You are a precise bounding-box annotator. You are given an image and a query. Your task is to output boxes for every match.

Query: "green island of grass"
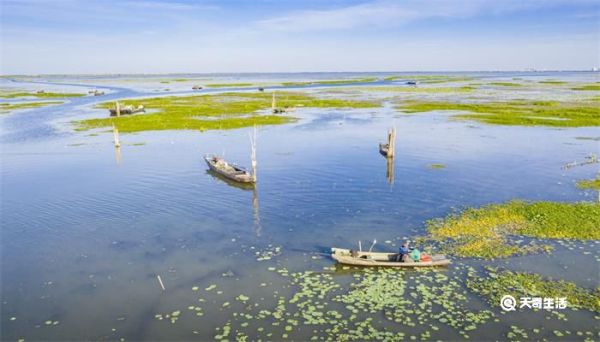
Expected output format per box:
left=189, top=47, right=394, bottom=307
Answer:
left=1, top=101, right=63, bottom=114
left=205, top=83, right=254, bottom=88
left=426, top=200, right=600, bottom=258
left=0, top=91, right=86, bottom=99
left=383, top=75, right=474, bottom=83
left=467, top=268, right=600, bottom=312
left=489, top=82, right=523, bottom=87
left=538, top=80, right=567, bottom=85
left=576, top=175, right=600, bottom=190
left=281, top=77, right=377, bottom=87
left=353, top=86, right=474, bottom=93
left=572, top=84, right=600, bottom=91
left=75, top=92, right=380, bottom=133
left=428, top=163, right=447, bottom=169
left=398, top=100, right=600, bottom=127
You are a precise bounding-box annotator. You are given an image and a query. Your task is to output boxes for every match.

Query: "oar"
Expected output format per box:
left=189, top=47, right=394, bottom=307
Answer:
left=368, top=239, right=377, bottom=252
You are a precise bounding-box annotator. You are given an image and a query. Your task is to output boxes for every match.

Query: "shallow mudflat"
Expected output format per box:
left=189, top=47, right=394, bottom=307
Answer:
left=1, top=72, right=599, bottom=341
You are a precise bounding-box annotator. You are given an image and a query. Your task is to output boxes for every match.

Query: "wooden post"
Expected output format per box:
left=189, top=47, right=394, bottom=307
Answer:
left=387, top=127, right=396, bottom=158
left=115, top=101, right=120, bottom=117
left=250, top=127, right=257, bottom=182
left=156, top=275, right=166, bottom=291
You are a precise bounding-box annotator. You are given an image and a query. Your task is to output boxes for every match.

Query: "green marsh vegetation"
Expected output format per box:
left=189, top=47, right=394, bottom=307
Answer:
left=0, top=101, right=63, bottom=114
left=76, top=92, right=380, bottom=133
left=572, top=83, right=600, bottom=91
left=538, top=80, right=567, bottom=85
left=428, top=163, right=447, bottom=169
left=205, top=83, right=254, bottom=88
left=0, top=90, right=85, bottom=99
left=467, top=267, right=600, bottom=312
left=281, top=77, right=377, bottom=87
left=352, top=86, right=474, bottom=93
left=577, top=175, right=600, bottom=190
left=383, top=75, right=474, bottom=83
left=488, top=82, right=523, bottom=87
left=399, top=99, right=600, bottom=127
left=426, top=200, right=600, bottom=258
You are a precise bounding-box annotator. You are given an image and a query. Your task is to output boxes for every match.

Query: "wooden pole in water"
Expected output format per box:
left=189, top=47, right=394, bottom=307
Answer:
left=387, top=127, right=396, bottom=158
left=250, top=127, right=257, bottom=182
left=156, top=275, right=166, bottom=291
left=115, top=101, right=120, bottom=117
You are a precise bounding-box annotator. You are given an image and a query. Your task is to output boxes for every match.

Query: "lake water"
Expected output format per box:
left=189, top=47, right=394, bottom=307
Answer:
left=1, top=72, right=599, bottom=341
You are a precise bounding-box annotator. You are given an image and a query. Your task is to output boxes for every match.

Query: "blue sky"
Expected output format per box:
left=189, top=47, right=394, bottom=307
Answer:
left=1, top=0, right=598, bottom=74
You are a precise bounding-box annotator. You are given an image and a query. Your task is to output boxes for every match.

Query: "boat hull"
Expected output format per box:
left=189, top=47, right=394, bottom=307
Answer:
left=204, top=156, right=255, bottom=183
left=331, top=248, right=450, bottom=267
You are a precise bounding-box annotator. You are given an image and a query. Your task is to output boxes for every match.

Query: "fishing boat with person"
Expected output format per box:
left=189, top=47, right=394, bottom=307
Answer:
left=331, top=245, right=450, bottom=267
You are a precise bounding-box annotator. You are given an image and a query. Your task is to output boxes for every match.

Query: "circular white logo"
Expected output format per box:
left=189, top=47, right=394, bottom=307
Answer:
left=500, top=295, right=517, bottom=311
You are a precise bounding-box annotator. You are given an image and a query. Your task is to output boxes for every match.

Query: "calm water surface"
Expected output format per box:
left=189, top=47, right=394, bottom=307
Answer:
left=1, top=73, right=599, bottom=341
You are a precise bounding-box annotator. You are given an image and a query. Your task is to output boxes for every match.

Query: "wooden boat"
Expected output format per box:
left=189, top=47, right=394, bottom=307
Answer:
left=204, top=155, right=255, bottom=183
left=331, top=248, right=451, bottom=267
left=406, top=80, right=419, bottom=85
left=206, top=169, right=255, bottom=190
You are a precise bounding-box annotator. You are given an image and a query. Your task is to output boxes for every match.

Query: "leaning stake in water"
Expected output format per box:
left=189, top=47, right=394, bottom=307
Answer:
left=157, top=275, right=166, bottom=291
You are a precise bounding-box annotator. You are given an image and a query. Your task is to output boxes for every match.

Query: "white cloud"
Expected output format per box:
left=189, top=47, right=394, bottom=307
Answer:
left=255, top=0, right=596, bottom=32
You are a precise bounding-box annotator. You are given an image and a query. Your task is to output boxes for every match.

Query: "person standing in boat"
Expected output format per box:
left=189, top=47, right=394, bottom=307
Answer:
left=397, top=241, right=410, bottom=262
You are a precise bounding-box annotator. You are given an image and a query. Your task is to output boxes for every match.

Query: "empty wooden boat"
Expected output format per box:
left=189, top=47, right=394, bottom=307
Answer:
left=331, top=248, right=451, bottom=267
left=204, top=155, right=255, bottom=183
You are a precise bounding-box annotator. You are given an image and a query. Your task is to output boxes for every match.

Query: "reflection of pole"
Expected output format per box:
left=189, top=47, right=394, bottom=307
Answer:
left=252, top=186, right=261, bottom=237
left=113, top=124, right=121, bottom=148
left=386, top=155, right=394, bottom=185
left=115, top=146, right=122, bottom=164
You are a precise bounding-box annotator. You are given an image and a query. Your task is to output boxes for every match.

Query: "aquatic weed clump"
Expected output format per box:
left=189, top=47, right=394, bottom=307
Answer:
left=213, top=267, right=495, bottom=341
left=467, top=267, right=600, bottom=312
left=426, top=200, right=600, bottom=258
left=77, top=92, right=380, bottom=133
left=576, top=175, right=600, bottom=190
left=399, top=100, right=600, bottom=127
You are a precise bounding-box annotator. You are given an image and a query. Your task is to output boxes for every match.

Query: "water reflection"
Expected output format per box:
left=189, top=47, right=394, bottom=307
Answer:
left=114, top=146, right=122, bottom=164
left=205, top=169, right=262, bottom=236
left=386, top=155, right=394, bottom=185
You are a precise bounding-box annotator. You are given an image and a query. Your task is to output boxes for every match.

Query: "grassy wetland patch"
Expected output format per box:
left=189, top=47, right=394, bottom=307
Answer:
left=75, top=92, right=380, bottom=133
left=383, top=75, right=474, bottom=83
left=0, top=101, right=63, bottom=114
left=281, top=77, right=377, bottom=87
left=205, top=83, right=254, bottom=88
left=426, top=200, right=600, bottom=258
left=398, top=100, right=600, bottom=127
left=577, top=175, right=600, bottom=190
left=0, top=90, right=86, bottom=99
left=467, top=268, right=600, bottom=312
left=572, top=83, right=600, bottom=91
left=352, top=86, right=475, bottom=93
left=488, top=82, right=523, bottom=87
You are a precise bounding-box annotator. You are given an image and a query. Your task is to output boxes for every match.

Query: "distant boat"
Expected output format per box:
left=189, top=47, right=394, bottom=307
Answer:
left=406, top=80, right=419, bottom=85
left=258, top=87, right=265, bottom=92
left=331, top=248, right=451, bottom=267
left=204, top=155, right=255, bottom=183
left=192, top=85, right=203, bottom=90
